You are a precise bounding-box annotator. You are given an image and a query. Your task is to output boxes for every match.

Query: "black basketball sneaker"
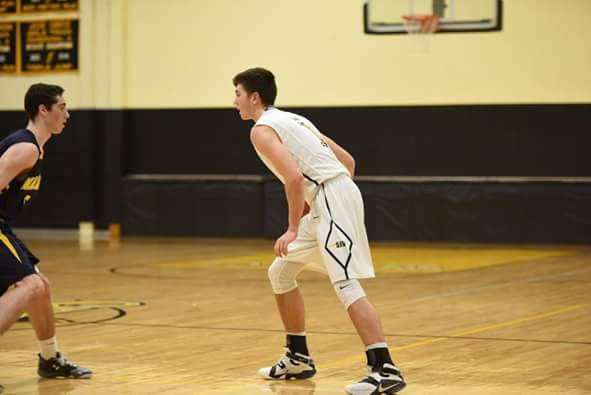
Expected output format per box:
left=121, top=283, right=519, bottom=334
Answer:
left=38, top=353, right=92, bottom=379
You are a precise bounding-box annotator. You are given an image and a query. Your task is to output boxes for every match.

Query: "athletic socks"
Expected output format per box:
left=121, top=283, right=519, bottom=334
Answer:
left=365, top=342, right=394, bottom=368
left=286, top=333, right=309, bottom=356
left=39, top=336, right=59, bottom=360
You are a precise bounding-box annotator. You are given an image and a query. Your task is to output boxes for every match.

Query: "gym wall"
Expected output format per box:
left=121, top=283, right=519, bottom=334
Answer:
left=0, top=0, right=590, bottom=242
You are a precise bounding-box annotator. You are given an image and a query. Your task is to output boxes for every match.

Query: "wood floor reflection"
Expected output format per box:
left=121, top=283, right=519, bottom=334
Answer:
left=1, top=237, right=590, bottom=394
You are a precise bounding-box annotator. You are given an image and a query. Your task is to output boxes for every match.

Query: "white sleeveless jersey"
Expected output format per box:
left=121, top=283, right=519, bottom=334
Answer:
left=254, top=107, right=348, bottom=203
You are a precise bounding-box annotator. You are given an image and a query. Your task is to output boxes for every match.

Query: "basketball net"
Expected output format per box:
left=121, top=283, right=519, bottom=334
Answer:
left=402, top=14, right=440, bottom=53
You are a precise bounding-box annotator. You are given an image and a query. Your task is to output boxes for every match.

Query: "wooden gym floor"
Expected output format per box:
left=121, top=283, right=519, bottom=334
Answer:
left=1, top=236, right=590, bottom=394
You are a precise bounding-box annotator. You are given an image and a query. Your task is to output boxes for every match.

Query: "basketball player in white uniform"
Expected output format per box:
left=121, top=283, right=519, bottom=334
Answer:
left=233, top=68, right=405, bottom=394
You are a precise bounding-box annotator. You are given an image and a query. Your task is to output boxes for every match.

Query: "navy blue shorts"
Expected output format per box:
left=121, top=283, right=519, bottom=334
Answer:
left=0, top=223, right=39, bottom=296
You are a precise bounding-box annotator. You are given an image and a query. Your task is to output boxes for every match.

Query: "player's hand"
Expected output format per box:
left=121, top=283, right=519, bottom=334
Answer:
left=302, top=202, right=310, bottom=217
left=274, top=230, right=297, bottom=257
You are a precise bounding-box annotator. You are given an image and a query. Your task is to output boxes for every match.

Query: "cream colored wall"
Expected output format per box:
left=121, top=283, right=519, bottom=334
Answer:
left=0, top=0, right=124, bottom=110
left=1, top=0, right=590, bottom=109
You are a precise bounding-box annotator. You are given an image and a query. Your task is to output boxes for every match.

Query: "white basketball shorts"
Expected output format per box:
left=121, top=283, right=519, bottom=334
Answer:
left=283, top=174, right=375, bottom=283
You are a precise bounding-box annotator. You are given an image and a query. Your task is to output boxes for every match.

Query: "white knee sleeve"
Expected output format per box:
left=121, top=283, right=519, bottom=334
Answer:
left=268, top=258, right=306, bottom=294
left=334, top=279, right=366, bottom=309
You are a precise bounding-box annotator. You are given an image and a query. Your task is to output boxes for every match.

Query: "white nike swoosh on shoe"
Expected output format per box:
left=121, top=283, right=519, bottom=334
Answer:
left=378, top=382, right=398, bottom=392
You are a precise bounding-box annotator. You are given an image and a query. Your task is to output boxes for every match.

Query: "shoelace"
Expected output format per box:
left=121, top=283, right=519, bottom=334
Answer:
left=54, top=356, right=78, bottom=369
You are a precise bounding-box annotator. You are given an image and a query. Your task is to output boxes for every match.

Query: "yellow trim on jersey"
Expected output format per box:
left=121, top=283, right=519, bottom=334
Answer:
left=0, top=231, right=22, bottom=263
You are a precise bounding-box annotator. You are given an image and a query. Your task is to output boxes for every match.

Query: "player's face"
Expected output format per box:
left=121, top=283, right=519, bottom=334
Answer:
left=46, top=95, right=70, bottom=134
left=233, top=84, right=255, bottom=120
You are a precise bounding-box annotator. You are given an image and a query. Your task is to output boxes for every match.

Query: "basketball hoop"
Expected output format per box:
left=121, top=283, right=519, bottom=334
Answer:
left=402, top=14, right=439, bottom=52
left=402, top=14, right=440, bottom=34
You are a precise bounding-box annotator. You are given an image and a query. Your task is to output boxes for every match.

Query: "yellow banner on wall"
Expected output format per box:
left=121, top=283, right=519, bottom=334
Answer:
left=0, top=22, right=16, bottom=73
left=20, top=0, right=78, bottom=13
left=0, top=0, right=17, bottom=15
left=20, top=19, right=78, bottom=72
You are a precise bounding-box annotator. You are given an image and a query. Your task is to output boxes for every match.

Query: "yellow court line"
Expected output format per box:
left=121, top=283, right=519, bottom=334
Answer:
left=371, top=246, right=577, bottom=273
left=450, top=304, right=586, bottom=338
left=323, top=304, right=587, bottom=367
left=181, top=305, right=588, bottom=394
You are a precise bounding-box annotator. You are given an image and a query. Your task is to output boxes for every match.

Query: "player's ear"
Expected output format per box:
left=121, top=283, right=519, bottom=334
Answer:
left=38, top=103, right=49, bottom=115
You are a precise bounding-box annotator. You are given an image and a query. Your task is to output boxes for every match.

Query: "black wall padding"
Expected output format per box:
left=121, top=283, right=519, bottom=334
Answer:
left=93, top=110, right=127, bottom=227
left=367, top=181, right=591, bottom=243
left=125, top=105, right=591, bottom=177
left=126, top=109, right=268, bottom=175
left=262, top=180, right=591, bottom=244
left=1, top=104, right=590, bottom=231
left=263, top=180, right=288, bottom=238
left=122, top=178, right=264, bottom=237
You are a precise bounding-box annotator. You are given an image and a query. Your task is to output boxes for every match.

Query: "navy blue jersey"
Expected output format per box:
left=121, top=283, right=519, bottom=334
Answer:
left=0, top=129, right=43, bottom=223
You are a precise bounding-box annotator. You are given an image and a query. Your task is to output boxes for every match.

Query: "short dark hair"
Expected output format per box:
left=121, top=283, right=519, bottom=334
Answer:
left=24, top=83, right=65, bottom=121
left=233, top=67, right=277, bottom=106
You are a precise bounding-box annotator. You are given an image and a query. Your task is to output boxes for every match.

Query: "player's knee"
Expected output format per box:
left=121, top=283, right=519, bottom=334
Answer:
left=37, top=273, right=51, bottom=294
left=333, top=279, right=366, bottom=309
left=268, top=258, right=299, bottom=294
left=16, top=274, right=46, bottom=302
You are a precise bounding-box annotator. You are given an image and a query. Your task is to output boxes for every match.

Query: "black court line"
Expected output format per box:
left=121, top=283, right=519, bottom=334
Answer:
left=10, top=308, right=128, bottom=330
left=81, top=321, right=591, bottom=346
left=109, top=267, right=196, bottom=280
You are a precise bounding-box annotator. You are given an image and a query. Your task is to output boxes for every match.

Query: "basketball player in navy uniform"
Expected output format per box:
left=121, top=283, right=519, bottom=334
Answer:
left=233, top=68, right=406, bottom=394
left=0, top=84, right=92, bottom=388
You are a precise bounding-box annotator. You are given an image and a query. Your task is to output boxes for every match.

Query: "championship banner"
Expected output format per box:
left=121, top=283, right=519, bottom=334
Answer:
left=0, top=22, right=16, bottom=73
left=0, top=0, right=17, bottom=15
left=20, top=19, right=78, bottom=72
left=20, top=0, right=78, bottom=13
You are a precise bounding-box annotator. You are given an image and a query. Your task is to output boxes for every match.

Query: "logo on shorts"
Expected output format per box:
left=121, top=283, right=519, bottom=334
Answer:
left=22, top=194, right=32, bottom=206
left=335, top=240, right=346, bottom=248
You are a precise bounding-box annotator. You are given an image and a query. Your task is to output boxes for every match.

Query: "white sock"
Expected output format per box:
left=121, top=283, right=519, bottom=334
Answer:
left=287, top=331, right=307, bottom=336
left=40, top=336, right=59, bottom=359
left=366, top=342, right=388, bottom=351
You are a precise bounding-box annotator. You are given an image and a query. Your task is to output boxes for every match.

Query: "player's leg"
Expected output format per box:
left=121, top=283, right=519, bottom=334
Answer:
left=333, top=279, right=406, bottom=395
left=259, top=215, right=322, bottom=380
left=0, top=274, right=43, bottom=335
left=4, top=230, right=92, bottom=379
left=259, top=259, right=317, bottom=380
left=344, top=295, right=405, bottom=394
left=317, top=177, right=406, bottom=394
left=26, top=271, right=92, bottom=379
left=0, top=224, right=42, bottom=336
left=25, top=271, right=55, bottom=341
left=0, top=228, right=44, bottom=394
left=275, top=288, right=306, bottom=333
left=347, top=296, right=385, bottom=346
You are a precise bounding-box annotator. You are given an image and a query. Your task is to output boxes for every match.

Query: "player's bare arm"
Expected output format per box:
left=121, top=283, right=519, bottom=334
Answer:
left=0, top=143, right=39, bottom=191
left=322, top=135, right=356, bottom=177
left=250, top=124, right=305, bottom=257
